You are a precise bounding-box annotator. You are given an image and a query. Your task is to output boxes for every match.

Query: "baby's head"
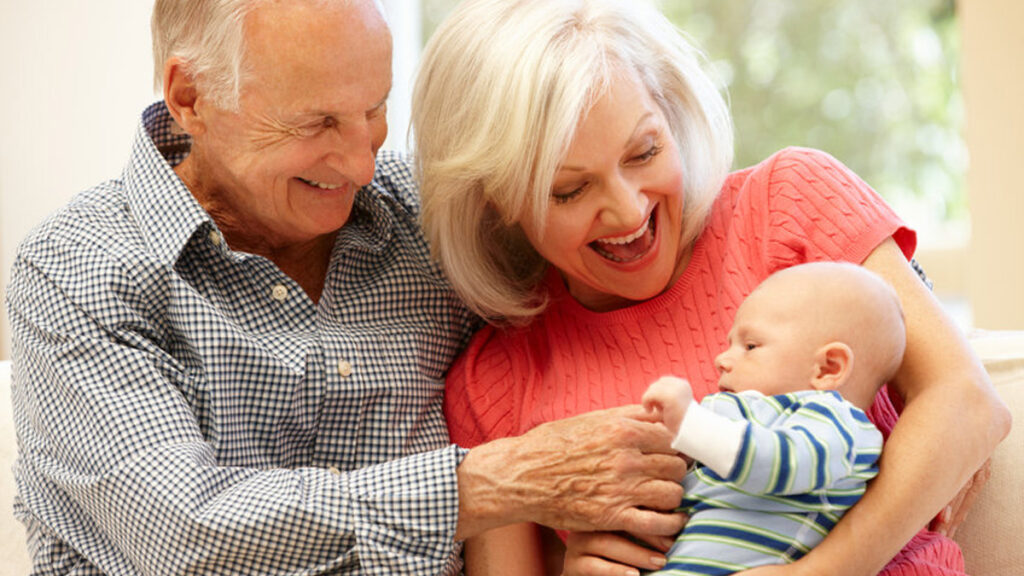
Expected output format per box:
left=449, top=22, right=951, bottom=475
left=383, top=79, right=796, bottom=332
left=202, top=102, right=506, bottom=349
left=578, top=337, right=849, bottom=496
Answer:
left=715, top=262, right=906, bottom=410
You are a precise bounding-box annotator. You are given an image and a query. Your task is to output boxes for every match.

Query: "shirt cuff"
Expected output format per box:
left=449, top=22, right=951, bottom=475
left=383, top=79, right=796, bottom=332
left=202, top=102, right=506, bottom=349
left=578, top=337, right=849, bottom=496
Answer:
left=671, top=400, right=748, bottom=477
left=348, top=445, right=464, bottom=575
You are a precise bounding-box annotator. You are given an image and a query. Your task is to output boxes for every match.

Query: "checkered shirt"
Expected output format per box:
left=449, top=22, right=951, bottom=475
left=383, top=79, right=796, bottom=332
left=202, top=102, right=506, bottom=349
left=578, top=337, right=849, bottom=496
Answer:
left=6, top=102, right=478, bottom=575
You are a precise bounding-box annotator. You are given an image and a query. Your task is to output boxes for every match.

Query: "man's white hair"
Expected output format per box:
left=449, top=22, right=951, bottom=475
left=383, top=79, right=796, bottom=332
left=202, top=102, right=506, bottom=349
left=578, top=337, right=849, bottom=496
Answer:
left=151, top=0, right=387, bottom=109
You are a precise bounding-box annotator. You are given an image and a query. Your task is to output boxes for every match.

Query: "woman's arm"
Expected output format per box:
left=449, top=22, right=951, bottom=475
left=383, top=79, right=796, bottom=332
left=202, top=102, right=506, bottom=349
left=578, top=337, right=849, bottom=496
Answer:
left=463, top=523, right=546, bottom=576
left=777, top=237, right=1012, bottom=575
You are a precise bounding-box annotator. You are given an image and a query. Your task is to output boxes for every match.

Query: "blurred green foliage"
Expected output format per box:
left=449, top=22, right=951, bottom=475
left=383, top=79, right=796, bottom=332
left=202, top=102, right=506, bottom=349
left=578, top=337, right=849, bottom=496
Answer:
left=421, top=0, right=966, bottom=228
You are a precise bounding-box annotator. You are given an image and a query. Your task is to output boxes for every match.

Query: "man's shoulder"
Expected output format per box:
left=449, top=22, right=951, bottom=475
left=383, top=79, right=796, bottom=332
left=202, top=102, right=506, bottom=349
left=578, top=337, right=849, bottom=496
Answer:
left=371, top=151, right=419, bottom=214
left=18, top=180, right=134, bottom=256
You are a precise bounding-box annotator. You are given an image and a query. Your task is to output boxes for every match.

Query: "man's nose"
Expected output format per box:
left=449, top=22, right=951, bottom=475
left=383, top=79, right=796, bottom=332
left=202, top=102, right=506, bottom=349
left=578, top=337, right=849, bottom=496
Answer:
left=324, top=119, right=381, bottom=188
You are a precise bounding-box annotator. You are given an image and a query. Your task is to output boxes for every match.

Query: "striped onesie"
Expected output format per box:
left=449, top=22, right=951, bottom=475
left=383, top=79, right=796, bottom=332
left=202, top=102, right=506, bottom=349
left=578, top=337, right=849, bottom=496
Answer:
left=651, top=389, right=883, bottom=575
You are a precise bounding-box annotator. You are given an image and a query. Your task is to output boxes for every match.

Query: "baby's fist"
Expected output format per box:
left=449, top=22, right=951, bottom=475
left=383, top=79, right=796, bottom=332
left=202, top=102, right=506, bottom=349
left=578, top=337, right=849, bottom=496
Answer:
left=641, top=376, right=693, bottom=436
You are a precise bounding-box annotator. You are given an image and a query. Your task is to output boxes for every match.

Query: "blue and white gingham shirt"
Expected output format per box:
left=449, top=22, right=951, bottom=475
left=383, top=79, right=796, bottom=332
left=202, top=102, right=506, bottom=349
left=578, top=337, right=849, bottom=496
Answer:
left=6, top=102, right=479, bottom=575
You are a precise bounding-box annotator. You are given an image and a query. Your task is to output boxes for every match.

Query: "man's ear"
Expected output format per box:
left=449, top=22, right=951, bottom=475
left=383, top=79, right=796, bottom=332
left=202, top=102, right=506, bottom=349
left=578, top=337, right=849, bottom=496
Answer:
left=810, top=342, right=853, bottom=391
left=162, top=57, right=204, bottom=136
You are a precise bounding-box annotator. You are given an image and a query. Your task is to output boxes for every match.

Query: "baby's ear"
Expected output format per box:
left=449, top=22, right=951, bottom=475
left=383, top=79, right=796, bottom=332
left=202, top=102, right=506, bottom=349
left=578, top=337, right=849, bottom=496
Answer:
left=811, top=342, right=853, bottom=391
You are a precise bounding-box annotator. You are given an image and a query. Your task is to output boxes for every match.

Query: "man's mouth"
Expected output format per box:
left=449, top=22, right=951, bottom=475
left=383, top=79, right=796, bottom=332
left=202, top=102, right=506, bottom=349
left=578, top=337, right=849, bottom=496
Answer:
left=298, top=177, right=344, bottom=190
left=589, top=211, right=657, bottom=263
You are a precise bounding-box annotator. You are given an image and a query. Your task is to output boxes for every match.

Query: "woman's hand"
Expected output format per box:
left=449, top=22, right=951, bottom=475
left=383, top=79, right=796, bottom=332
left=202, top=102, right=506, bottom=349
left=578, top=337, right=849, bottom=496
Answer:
left=457, top=405, right=688, bottom=540
left=930, top=458, right=992, bottom=538
left=562, top=531, right=678, bottom=576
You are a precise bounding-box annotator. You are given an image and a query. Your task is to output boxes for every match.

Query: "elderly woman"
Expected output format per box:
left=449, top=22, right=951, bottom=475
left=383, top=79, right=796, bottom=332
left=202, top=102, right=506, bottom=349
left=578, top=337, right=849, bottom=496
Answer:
left=412, top=0, right=1010, bottom=575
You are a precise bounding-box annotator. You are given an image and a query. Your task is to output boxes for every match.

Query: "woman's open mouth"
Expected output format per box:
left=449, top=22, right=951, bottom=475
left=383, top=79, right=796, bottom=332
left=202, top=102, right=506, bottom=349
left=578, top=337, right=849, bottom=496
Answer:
left=589, top=211, right=657, bottom=263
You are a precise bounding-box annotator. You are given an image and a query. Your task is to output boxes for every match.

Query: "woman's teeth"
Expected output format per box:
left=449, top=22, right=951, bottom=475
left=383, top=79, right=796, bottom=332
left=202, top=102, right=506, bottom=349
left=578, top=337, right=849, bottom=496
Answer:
left=590, top=214, right=656, bottom=263
left=597, top=217, right=651, bottom=245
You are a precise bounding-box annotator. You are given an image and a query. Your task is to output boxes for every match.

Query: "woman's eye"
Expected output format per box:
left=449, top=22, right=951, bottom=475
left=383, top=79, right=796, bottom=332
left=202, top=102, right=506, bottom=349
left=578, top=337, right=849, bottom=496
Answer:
left=632, top=144, right=664, bottom=164
left=552, top=184, right=586, bottom=204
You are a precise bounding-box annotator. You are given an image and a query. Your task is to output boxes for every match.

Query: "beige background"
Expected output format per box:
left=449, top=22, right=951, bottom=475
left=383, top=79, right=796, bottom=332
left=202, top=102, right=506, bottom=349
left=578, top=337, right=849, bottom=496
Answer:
left=0, top=3, right=1022, bottom=574
left=2, top=0, right=1023, bottom=362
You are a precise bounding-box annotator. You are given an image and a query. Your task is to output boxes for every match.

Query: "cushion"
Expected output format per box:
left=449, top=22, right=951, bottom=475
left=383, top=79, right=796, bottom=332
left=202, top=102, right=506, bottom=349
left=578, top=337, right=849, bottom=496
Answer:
left=954, top=330, right=1024, bottom=576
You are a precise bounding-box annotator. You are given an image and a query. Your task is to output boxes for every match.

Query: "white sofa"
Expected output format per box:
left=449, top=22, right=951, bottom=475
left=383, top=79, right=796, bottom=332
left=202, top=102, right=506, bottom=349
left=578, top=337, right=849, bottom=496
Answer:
left=2, top=331, right=1022, bottom=575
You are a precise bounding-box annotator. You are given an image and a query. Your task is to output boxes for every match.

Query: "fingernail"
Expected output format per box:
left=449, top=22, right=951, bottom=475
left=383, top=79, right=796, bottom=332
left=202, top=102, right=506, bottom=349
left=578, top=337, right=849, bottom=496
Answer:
left=651, top=555, right=667, bottom=567
left=624, top=569, right=640, bottom=576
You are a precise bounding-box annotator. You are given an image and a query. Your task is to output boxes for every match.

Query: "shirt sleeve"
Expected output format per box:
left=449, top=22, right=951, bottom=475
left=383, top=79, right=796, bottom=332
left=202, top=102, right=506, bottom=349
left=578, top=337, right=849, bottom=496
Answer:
left=757, top=147, right=917, bottom=271
left=707, top=393, right=883, bottom=501
left=7, top=243, right=464, bottom=575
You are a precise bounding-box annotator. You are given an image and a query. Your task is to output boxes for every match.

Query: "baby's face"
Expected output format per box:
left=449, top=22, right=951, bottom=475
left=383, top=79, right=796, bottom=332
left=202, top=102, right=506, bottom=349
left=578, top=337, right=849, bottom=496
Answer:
left=714, top=284, right=822, bottom=396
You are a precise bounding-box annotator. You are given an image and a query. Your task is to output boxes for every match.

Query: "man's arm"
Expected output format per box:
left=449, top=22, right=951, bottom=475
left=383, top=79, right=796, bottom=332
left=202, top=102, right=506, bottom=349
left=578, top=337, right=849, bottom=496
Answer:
left=8, top=252, right=463, bottom=575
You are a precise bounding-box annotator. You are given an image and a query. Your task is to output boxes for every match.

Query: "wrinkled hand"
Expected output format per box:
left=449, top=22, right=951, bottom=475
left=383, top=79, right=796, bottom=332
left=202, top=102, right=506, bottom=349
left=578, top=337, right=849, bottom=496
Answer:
left=562, top=530, right=681, bottom=576
left=930, top=458, right=992, bottom=538
left=457, top=405, right=687, bottom=539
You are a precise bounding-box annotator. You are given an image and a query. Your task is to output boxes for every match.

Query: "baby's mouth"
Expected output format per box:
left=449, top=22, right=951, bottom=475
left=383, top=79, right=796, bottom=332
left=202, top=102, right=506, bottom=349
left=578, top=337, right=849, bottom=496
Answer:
left=589, top=211, right=657, bottom=263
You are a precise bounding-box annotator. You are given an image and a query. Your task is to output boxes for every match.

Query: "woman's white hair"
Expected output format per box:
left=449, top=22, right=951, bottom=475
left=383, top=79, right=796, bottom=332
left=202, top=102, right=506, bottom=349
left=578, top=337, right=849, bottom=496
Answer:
left=413, top=0, right=734, bottom=325
left=151, top=0, right=388, bottom=110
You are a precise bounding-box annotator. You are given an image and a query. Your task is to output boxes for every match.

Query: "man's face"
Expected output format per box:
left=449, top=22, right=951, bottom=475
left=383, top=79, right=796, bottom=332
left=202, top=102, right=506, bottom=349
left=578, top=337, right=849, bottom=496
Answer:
left=186, top=0, right=392, bottom=250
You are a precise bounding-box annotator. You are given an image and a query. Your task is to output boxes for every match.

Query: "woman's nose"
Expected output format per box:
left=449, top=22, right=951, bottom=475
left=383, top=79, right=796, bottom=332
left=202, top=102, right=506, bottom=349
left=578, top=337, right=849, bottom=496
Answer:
left=599, top=173, right=648, bottom=229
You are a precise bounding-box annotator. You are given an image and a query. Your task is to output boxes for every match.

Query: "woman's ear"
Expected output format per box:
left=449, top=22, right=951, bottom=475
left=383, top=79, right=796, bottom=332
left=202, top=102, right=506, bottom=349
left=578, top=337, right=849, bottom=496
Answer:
left=162, top=57, right=204, bottom=136
left=811, top=342, right=853, bottom=391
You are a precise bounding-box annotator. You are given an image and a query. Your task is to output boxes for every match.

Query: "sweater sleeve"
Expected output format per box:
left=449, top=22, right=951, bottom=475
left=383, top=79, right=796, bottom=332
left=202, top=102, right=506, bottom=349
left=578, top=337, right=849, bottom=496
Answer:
left=443, top=326, right=526, bottom=449
left=757, top=147, right=917, bottom=272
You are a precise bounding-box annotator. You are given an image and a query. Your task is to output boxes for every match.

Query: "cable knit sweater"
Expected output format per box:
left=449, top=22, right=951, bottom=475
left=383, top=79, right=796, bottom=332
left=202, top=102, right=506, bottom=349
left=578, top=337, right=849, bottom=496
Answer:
left=444, top=147, right=964, bottom=575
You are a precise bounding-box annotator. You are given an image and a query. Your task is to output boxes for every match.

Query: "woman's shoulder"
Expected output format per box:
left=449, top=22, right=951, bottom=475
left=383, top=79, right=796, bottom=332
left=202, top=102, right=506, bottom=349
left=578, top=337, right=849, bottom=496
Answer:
left=444, top=322, right=543, bottom=446
left=723, top=147, right=853, bottom=194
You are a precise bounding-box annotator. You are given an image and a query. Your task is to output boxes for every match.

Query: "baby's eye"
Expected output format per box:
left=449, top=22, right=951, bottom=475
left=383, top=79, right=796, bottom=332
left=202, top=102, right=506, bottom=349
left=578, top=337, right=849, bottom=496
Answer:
left=745, top=343, right=758, bottom=351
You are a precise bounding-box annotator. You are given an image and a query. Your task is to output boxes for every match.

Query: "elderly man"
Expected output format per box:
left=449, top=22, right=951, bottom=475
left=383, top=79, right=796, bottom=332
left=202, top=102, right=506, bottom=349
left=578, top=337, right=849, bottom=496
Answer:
left=5, top=0, right=685, bottom=574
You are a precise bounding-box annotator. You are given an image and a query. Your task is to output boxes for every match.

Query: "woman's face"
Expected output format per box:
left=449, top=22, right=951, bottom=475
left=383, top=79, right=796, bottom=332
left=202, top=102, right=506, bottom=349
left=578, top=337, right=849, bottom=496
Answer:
left=520, top=69, right=688, bottom=312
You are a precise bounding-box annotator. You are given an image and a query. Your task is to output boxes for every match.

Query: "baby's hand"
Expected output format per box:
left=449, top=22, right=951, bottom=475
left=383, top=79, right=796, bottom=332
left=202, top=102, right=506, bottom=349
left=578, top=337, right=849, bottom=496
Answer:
left=641, top=376, right=693, bottom=436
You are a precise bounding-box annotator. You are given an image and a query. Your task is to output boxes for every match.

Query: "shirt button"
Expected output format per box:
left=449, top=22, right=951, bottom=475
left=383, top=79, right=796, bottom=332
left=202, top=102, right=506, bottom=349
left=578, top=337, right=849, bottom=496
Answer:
left=208, top=230, right=222, bottom=246
left=327, top=466, right=342, bottom=476
left=337, top=359, right=354, bottom=378
left=271, top=284, right=289, bottom=302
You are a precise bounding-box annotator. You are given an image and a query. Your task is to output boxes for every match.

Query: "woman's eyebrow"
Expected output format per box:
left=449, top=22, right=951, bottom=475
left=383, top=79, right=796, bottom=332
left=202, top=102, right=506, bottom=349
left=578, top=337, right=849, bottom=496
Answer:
left=558, top=111, right=659, bottom=172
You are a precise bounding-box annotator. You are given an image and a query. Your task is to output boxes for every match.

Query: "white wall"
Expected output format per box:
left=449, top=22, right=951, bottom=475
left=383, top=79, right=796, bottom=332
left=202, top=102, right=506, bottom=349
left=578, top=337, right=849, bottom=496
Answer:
left=0, top=2, right=156, bottom=360
left=0, top=1, right=421, bottom=360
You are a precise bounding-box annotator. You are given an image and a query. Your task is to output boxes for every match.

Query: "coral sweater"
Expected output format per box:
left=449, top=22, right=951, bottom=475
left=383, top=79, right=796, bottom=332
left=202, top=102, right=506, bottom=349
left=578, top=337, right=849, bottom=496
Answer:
left=444, top=148, right=964, bottom=575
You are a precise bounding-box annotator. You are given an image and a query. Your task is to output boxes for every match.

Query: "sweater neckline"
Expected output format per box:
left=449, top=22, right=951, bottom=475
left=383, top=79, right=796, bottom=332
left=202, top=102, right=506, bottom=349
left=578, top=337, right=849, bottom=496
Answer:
left=544, top=231, right=707, bottom=325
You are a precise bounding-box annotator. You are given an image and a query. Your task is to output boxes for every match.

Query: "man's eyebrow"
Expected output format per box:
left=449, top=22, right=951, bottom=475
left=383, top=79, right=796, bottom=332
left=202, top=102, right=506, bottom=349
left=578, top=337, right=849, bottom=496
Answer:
left=292, top=90, right=392, bottom=121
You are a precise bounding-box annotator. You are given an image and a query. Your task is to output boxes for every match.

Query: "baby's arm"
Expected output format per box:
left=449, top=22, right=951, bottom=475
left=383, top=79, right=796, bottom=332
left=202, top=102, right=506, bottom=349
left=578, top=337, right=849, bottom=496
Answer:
left=641, top=376, right=694, bottom=435
left=642, top=377, right=746, bottom=477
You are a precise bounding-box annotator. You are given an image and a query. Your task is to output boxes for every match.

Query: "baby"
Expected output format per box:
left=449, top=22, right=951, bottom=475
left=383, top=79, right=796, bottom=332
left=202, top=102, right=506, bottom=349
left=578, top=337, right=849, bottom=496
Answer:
left=643, top=261, right=907, bottom=575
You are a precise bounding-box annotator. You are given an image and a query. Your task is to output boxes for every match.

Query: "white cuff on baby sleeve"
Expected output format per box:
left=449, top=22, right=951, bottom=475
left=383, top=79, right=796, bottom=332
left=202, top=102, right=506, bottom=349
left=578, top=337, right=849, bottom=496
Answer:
left=671, top=401, right=748, bottom=478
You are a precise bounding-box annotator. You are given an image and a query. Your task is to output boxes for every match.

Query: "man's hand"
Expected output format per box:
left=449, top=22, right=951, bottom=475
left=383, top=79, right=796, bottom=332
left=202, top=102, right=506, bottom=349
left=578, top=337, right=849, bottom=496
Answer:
left=456, top=405, right=687, bottom=540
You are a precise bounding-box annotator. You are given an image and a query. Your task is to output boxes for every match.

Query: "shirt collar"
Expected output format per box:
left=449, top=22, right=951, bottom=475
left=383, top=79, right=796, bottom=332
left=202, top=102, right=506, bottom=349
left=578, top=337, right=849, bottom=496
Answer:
left=122, top=101, right=397, bottom=265
left=122, top=101, right=215, bottom=266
